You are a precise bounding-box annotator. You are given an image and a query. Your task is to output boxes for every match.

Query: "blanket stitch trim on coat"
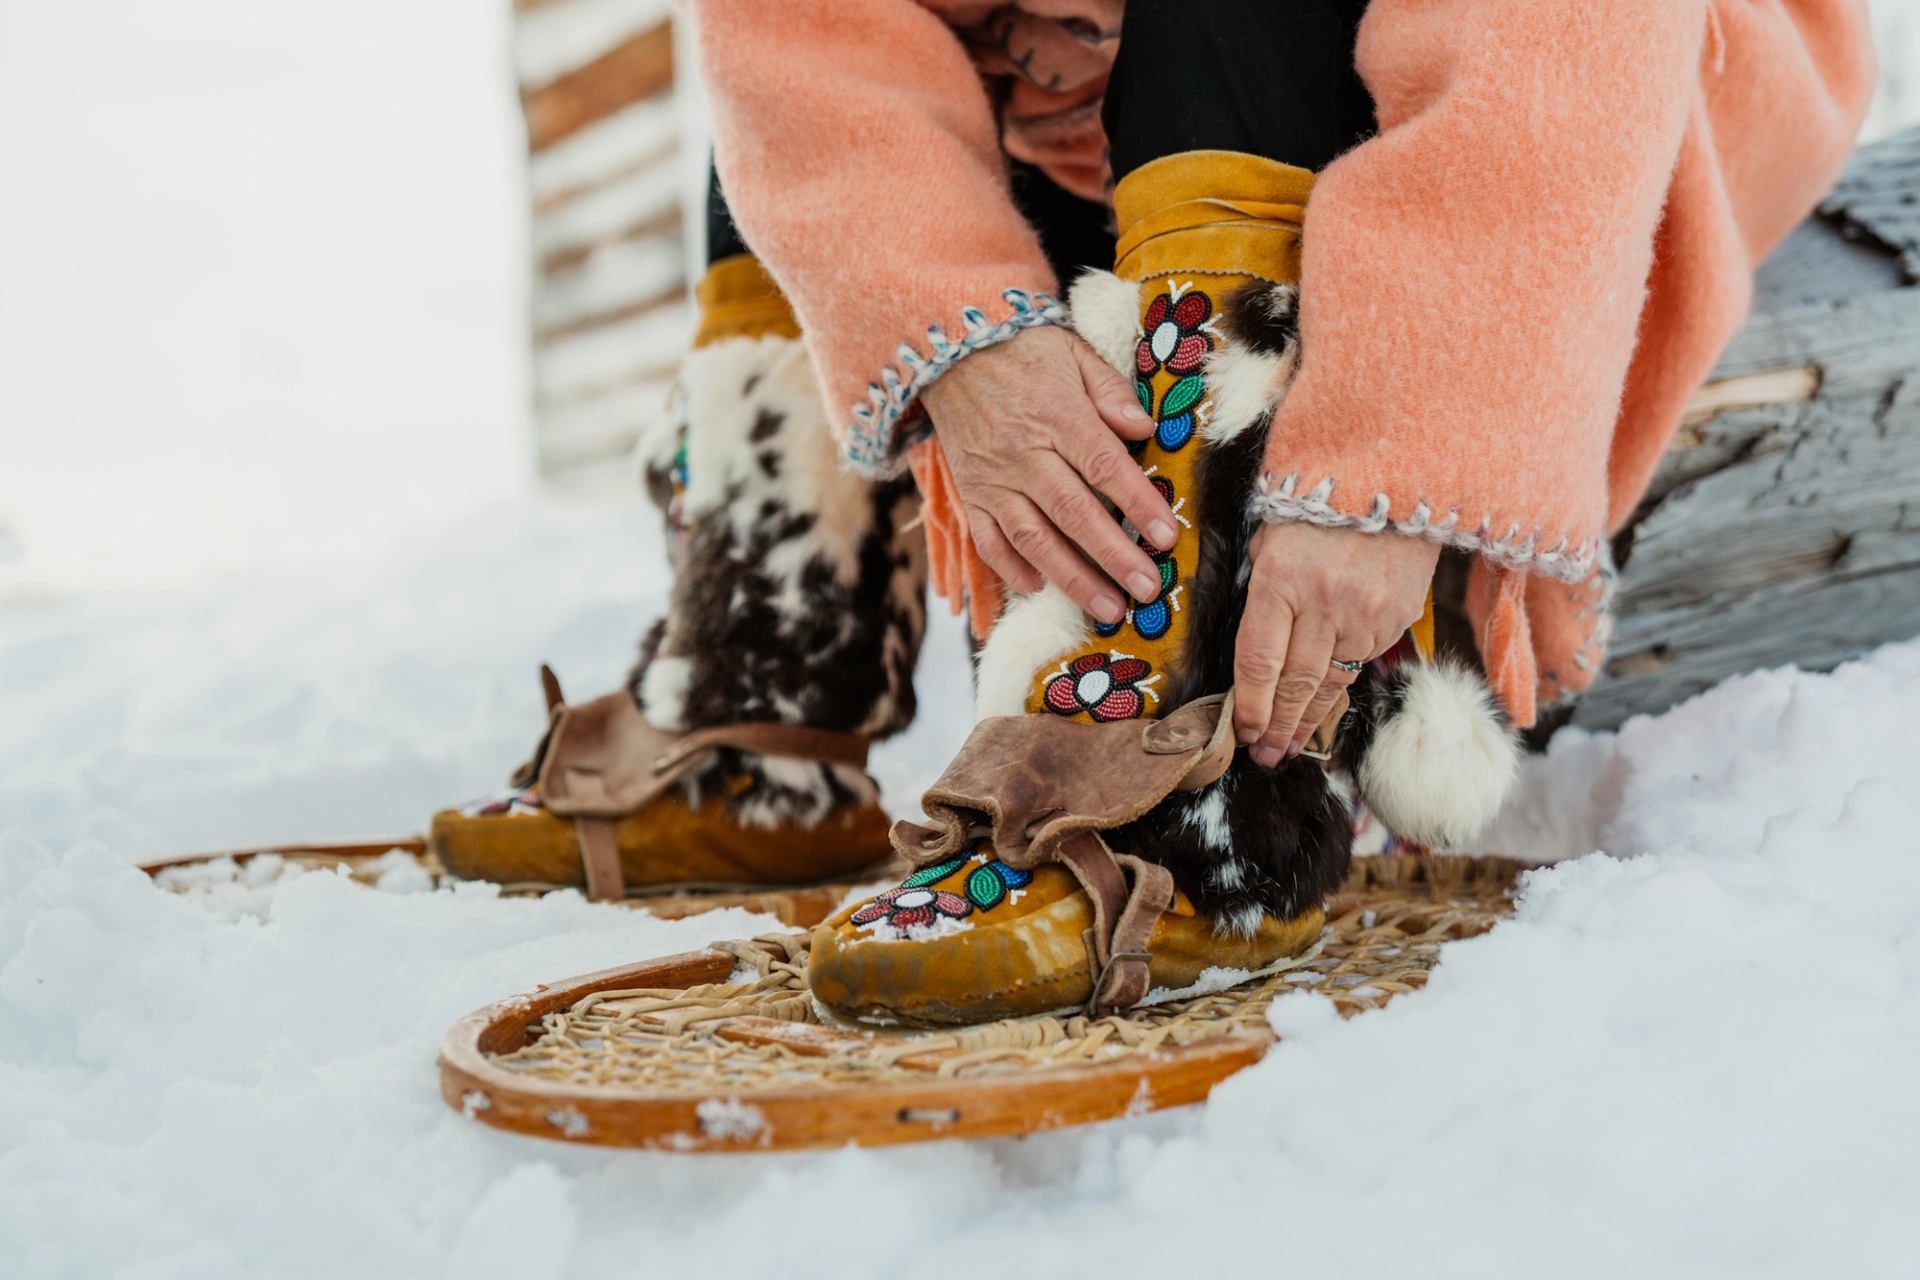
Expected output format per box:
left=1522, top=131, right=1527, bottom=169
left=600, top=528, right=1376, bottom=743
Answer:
left=1249, top=471, right=1601, bottom=583
left=843, top=287, right=1068, bottom=475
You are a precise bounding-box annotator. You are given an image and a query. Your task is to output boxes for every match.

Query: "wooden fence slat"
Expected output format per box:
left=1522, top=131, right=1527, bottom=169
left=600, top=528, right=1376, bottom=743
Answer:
left=523, top=20, right=674, bottom=154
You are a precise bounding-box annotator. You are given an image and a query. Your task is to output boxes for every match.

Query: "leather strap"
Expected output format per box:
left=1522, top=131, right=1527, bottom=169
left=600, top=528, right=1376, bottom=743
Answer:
left=1300, top=689, right=1352, bottom=763
left=513, top=665, right=873, bottom=902
left=1055, top=831, right=1175, bottom=1015
left=650, top=722, right=870, bottom=775
left=573, top=816, right=625, bottom=902
left=894, top=692, right=1238, bottom=869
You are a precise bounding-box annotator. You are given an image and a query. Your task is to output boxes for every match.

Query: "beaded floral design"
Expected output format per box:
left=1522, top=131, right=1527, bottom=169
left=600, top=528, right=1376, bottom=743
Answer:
left=1134, top=285, right=1216, bottom=450
left=851, top=854, right=1038, bottom=927
left=1042, top=651, right=1162, bottom=721
left=959, top=856, right=1033, bottom=910
left=849, top=883, right=972, bottom=929
left=1093, top=472, right=1188, bottom=642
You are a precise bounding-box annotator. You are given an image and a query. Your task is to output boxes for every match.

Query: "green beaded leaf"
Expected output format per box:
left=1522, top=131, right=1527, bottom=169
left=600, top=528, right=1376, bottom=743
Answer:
left=965, top=864, right=1007, bottom=910
left=1159, top=375, right=1205, bottom=418
left=1135, top=378, right=1154, bottom=417
left=1157, top=556, right=1178, bottom=592
left=902, top=858, right=965, bottom=888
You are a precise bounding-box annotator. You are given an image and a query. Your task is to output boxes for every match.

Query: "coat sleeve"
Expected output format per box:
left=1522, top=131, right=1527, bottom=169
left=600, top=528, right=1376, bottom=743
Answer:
left=690, top=0, right=1065, bottom=474
left=1254, top=0, right=1711, bottom=585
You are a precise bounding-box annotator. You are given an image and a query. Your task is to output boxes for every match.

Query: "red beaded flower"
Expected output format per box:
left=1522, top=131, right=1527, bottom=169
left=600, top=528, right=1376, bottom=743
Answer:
left=1135, top=288, right=1214, bottom=378
left=849, top=884, right=972, bottom=929
left=1042, top=651, right=1158, bottom=722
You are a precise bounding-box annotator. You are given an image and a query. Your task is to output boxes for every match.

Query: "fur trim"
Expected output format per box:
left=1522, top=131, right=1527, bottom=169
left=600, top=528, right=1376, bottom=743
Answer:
left=973, top=586, right=1088, bottom=718
left=627, top=331, right=928, bottom=827
left=1343, top=659, right=1520, bottom=849
left=637, top=653, right=692, bottom=732
left=1201, top=283, right=1299, bottom=444
left=633, top=381, right=685, bottom=518
left=1065, top=270, right=1142, bottom=373
left=1120, top=762, right=1352, bottom=927
left=729, top=758, right=878, bottom=831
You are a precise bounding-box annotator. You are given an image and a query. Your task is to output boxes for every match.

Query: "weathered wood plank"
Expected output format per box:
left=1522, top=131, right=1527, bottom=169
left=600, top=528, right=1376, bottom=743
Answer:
left=1819, top=126, right=1920, bottom=283
left=1572, top=128, right=1920, bottom=728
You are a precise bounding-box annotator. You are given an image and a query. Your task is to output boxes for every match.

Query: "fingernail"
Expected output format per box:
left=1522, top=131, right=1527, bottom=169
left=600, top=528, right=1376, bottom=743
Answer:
left=1122, top=399, right=1151, bottom=423
left=1147, top=520, right=1177, bottom=548
left=1128, top=571, right=1160, bottom=601
left=1236, top=724, right=1260, bottom=745
left=1285, top=740, right=1304, bottom=759
left=1250, top=744, right=1282, bottom=769
left=1091, top=593, right=1125, bottom=623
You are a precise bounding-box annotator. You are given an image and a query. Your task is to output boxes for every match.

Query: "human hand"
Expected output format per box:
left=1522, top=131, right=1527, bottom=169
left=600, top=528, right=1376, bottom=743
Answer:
left=1233, top=521, right=1439, bottom=766
left=919, top=325, right=1179, bottom=624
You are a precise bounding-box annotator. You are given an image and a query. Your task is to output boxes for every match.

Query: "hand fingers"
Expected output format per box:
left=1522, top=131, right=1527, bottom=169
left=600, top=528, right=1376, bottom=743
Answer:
left=1251, top=621, right=1338, bottom=767
left=1233, top=562, right=1296, bottom=746
left=997, top=492, right=1128, bottom=624
left=1030, top=456, right=1166, bottom=607
left=1052, top=414, right=1180, bottom=553
left=1288, top=659, right=1361, bottom=758
left=1075, top=341, right=1156, bottom=443
left=967, top=507, right=1043, bottom=595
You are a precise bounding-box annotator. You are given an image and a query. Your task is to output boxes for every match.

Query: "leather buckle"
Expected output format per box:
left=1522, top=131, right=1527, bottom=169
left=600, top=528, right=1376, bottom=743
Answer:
left=1087, top=949, right=1153, bottom=1017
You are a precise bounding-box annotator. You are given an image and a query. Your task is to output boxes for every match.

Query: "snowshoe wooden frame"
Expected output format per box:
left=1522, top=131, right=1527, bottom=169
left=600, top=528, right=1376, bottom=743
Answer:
left=138, top=838, right=880, bottom=928
left=438, top=853, right=1527, bottom=1152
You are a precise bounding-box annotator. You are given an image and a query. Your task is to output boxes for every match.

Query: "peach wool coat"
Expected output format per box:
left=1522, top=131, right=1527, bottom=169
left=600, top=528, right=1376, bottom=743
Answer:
left=691, top=0, right=1876, bottom=725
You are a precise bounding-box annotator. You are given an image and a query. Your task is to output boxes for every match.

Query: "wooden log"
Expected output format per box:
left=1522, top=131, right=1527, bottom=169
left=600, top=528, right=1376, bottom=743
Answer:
left=1574, top=126, right=1920, bottom=728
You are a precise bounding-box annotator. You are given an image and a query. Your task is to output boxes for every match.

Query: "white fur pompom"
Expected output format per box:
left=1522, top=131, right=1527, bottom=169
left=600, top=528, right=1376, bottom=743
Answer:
left=1358, top=660, right=1520, bottom=849
left=1066, top=269, right=1142, bottom=374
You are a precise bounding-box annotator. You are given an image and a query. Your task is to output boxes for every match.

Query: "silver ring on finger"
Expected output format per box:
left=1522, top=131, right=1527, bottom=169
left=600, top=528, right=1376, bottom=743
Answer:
left=1330, top=657, right=1366, bottom=674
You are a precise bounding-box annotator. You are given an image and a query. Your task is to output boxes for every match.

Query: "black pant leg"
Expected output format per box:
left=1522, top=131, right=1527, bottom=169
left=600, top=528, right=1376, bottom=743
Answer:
left=1104, top=0, right=1375, bottom=182
left=1008, top=160, right=1116, bottom=285
left=709, top=154, right=1112, bottom=286
left=705, top=157, right=752, bottom=265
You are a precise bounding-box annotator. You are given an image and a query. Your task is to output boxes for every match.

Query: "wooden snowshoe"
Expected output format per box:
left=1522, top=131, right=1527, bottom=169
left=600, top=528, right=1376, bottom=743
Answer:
left=142, top=662, right=908, bottom=930
left=438, top=852, right=1524, bottom=1151
left=140, top=836, right=896, bottom=929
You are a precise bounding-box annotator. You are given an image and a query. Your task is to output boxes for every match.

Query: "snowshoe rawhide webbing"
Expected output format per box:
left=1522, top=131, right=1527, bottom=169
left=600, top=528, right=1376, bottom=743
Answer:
left=505, top=668, right=874, bottom=902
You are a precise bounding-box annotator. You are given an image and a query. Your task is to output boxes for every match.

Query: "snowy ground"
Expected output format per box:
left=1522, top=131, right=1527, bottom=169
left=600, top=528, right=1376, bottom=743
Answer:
left=4, top=491, right=1919, bottom=1279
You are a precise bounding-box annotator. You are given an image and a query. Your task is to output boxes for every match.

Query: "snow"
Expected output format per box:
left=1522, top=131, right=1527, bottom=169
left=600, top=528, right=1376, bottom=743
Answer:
left=4, top=490, right=1917, bottom=1277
